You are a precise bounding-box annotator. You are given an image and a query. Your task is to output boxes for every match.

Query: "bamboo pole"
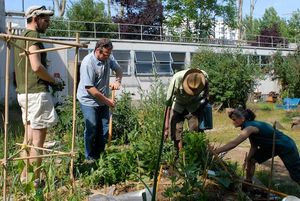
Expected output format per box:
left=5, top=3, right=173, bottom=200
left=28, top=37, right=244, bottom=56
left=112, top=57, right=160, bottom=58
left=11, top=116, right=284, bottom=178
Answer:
left=70, top=33, right=80, bottom=189
left=24, top=41, right=29, bottom=187
left=241, top=180, right=288, bottom=198
left=3, top=153, right=72, bottom=161
left=0, top=31, right=85, bottom=198
left=15, top=143, right=69, bottom=154
left=0, top=33, right=87, bottom=48
left=19, top=45, right=73, bottom=56
left=108, top=89, right=116, bottom=146
left=2, top=22, right=12, bottom=201
left=7, top=40, right=28, bottom=53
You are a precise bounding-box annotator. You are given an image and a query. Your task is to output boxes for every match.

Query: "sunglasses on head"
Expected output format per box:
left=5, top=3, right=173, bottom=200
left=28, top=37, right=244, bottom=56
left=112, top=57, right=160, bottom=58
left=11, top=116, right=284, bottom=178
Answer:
left=30, top=5, right=47, bottom=13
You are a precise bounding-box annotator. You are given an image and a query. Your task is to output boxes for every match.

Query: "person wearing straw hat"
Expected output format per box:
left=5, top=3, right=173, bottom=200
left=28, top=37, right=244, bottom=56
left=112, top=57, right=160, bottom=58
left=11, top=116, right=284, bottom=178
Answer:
left=77, top=38, right=122, bottom=163
left=14, top=5, right=65, bottom=187
left=213, top=108, right=300, bottom=186
left=164, top=68, right=209, bottom=153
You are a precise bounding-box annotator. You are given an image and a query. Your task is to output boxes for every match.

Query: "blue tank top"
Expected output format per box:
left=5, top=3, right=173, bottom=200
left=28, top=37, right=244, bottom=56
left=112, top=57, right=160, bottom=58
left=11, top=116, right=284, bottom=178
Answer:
left=242, top=120, right=295, bottom=154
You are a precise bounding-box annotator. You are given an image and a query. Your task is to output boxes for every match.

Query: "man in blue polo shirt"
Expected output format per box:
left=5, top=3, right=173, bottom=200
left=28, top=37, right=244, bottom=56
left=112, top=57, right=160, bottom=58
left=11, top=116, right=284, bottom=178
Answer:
left=77, top=38, right=122, bottom=162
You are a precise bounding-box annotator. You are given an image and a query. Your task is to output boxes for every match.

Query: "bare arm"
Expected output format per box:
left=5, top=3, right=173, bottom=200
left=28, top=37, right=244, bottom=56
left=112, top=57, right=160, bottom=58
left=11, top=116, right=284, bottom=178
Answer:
left=86, top=86, right=115, bottom=108
left=214, top=126, right=258, bottom=154
left=28, top=45, right=55, bottom=84
left=110, top=65, right=123, bottom=90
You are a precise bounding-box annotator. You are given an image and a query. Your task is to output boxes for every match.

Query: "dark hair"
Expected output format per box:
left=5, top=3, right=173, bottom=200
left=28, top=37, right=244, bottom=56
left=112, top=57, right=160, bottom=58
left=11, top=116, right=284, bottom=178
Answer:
left=94, top=38, right=113, bottom=51
left=27, top=17, right=33, bottom=23
left=228, top=108, right=256, bottom=121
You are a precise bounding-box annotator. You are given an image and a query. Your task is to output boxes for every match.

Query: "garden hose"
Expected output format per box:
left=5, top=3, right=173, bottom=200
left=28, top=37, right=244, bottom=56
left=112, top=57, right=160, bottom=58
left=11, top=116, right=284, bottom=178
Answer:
left=151, top=106, right=169, bottom=201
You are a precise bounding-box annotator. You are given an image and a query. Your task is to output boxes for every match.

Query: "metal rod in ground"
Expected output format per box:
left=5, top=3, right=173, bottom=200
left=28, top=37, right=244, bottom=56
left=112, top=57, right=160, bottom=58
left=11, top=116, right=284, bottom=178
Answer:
left=151, top=107, right=169, bottom=201
left=267, top=122, right=277, bottom=201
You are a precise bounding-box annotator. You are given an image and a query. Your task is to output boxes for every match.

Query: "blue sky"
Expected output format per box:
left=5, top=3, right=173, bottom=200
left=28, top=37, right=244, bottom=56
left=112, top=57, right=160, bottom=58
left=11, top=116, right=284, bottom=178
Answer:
left=4, top=0, right=300, bottom=19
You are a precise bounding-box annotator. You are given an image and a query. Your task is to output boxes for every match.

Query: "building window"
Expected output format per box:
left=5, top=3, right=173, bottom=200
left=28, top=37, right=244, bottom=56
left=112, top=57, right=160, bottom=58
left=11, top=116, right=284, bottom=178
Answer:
left=153, top=51, right=173, bottom=75
left=135, top=51, right=154, bottom=75
left=112, top=50, right=131, bottom=75
left=171, top=52, right=185, bottom=73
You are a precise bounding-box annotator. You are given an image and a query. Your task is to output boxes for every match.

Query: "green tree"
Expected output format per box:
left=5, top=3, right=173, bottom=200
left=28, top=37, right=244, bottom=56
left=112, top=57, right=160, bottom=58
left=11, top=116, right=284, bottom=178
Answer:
left=242, top=15, right=261, bottom=40
left=270, top=51, right=300, bottom=98
left=163, top=0, right=237, bottom=39
left=191, top=49, right=261, bottom=109
left=65, top=0, right=115, bottom=38
left=287, top=9, right=300, bottom=39
left=259, top=7, right=281, bottom=29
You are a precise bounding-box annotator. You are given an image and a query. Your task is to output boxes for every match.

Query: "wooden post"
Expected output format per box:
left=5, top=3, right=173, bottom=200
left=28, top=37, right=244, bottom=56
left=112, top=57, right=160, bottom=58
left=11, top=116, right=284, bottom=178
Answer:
left=108, top=89, right=116, bottom=146
left=24, top=41, right=30, bottom=186
left=2, top=22, right=11, bottom=201
left=70, top=33, right=80, bottom=189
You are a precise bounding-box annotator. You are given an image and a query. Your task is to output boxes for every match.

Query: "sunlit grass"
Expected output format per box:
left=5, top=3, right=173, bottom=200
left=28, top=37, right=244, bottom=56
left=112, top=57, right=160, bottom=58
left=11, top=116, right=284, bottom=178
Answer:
left=207, top=103, right=300, bottom=148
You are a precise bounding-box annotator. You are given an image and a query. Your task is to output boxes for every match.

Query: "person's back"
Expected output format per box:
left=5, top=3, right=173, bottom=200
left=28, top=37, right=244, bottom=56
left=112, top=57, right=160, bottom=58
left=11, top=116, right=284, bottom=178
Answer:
left=243, top=120, right=296, bottom=154
left=14, top=29, right=49, bottom=93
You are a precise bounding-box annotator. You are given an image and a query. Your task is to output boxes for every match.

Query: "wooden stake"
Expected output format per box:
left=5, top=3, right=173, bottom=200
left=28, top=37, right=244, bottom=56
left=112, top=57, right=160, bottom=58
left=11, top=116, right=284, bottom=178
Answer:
left=19, top=45, right=73, bottom=56
left=24, top=40, right=29, bottom=187
left=2, top=22, right=12, bottom=201
left=0, top=33, right=87, bottom=48
left=108, top=89, right=116, bottom=146
left=70, top=32, right=80, bottom=190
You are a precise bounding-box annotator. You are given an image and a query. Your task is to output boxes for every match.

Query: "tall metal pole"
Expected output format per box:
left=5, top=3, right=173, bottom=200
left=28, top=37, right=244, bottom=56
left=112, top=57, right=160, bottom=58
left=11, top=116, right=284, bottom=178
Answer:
left=238, top=0, right=243, bottom=40
left=0, top=0, right=5, bottom=33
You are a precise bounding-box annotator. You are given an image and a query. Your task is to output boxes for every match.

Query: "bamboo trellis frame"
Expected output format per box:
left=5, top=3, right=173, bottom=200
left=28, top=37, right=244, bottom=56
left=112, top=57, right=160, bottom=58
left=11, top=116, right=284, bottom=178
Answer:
left=0, top=31, right=87, bottom=200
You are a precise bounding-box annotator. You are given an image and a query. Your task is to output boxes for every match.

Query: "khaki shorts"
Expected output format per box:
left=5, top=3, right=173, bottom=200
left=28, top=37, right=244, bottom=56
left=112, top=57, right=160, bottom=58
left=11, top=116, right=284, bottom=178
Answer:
left=17, top=92, right=58, bottom=129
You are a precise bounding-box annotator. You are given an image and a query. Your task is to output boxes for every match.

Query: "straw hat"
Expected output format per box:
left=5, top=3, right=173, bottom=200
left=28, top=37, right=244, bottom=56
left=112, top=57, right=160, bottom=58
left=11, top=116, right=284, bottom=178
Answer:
left=182, top=69, right=206, bottom=96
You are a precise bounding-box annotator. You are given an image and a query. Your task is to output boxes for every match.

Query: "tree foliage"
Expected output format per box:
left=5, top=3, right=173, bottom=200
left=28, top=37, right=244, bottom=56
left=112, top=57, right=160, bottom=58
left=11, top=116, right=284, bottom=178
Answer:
left=269, top=51, right=300, bottom=98
left=191, top=49, right=261, bottom=109
left=50, top=0, right=115, bottom=38
left=163, top=0, right=237, bottom=38
left=287, top=9, right=300, bottom=39
left=112, top=0, right=163, bottom=40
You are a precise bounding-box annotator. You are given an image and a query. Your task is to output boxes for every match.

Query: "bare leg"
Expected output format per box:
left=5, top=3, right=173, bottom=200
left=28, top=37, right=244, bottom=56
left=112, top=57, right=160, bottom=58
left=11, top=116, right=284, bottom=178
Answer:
left=21, top=123, right=33, bottom=180
left=31, top=127, right=47, bottom=179
left=246, top=158, right=256, bottom=182
left=21, top=124, right=46, bottom=180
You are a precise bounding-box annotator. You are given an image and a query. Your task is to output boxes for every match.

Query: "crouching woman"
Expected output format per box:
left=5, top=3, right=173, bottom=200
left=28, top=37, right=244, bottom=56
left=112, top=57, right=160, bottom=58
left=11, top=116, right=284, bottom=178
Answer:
left=214, top=108, right=300, bottom=185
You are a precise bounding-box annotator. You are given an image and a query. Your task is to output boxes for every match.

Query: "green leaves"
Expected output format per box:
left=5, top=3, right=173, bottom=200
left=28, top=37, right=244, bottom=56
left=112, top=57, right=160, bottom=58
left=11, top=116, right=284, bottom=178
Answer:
left=163, top=0, right=237, bottom=38
left=192, top=49, right=261, bottom=109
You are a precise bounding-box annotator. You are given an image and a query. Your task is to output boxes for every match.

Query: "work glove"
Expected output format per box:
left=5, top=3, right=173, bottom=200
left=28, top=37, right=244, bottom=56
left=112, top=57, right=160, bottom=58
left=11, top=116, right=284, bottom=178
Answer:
left=51, top=77, right=65, bottom=92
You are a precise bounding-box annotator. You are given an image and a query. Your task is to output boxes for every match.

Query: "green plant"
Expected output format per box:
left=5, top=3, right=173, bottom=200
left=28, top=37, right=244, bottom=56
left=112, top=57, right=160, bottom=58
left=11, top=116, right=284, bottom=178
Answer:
left=271, top=51, right=300, bottom=97
left=191, top=49, right=262, bottom=109
left=112, top=91, right=139, bottom=144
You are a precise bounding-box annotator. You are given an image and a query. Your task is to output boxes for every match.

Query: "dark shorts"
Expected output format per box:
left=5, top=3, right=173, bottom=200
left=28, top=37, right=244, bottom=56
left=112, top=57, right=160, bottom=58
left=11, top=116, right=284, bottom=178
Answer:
left=170, top=109, right=200, bottom=141
left=253, top=145, right=300, bottom=182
